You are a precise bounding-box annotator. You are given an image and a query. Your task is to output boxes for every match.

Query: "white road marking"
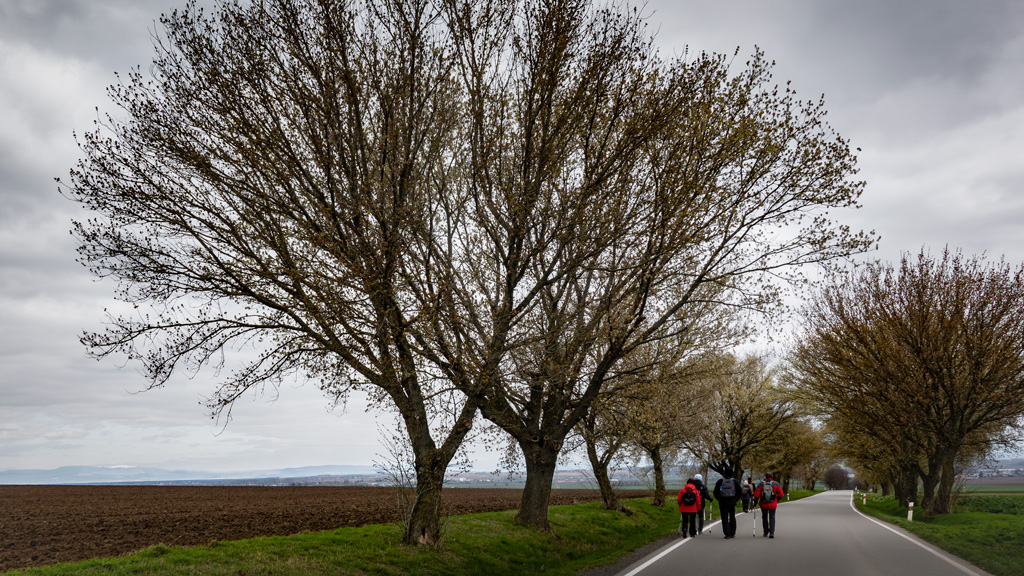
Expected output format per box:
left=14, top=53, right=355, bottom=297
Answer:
left=621, top=519, right=723, bottom=576
left=848, top=493, right=986, bottom=576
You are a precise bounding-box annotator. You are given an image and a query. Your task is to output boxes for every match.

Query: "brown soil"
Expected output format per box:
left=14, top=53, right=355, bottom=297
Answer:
left=0, top=485, right=618, bottom=572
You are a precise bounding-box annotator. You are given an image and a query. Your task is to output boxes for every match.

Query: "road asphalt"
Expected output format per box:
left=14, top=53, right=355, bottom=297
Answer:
left=610, top=490, right=992, bottom=576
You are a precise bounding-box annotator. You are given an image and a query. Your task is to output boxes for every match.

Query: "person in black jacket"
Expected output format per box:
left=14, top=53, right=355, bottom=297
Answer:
left=713, top=467, right=742, bottom=539
left=693, top=474, right=713, bottom=534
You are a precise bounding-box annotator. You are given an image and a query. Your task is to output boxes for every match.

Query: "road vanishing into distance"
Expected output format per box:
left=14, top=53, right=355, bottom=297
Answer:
left=613, top=490, right=991, bottom=576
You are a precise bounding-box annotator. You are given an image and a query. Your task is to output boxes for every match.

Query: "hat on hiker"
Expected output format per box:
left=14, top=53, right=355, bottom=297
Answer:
left=695, top=474, right=703, bottom=482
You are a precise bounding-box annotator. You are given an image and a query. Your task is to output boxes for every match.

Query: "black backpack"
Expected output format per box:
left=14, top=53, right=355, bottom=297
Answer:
left=720, top=477, right=737, bottom=499
left=682, top=487, right=697, bottom=506
left=760, top=481, right=777, bottom=504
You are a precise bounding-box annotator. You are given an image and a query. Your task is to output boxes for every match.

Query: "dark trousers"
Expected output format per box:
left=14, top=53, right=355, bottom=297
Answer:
left=741, top=497, right=751, bottom=512
left=681, top=512, right=698, bottom=537
left=720, top=501, right=737, bottom=536
left=697, top=506, right=705, bottom=533
left=760, top=507, right=776, bottom=535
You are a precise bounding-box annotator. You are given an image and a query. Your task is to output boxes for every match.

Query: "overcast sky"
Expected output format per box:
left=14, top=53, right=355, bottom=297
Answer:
left=1, top=0, right=1022, bottom=474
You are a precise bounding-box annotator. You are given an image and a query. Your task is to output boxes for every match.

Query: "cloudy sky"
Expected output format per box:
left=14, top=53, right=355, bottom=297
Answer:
left=1, top=0, right=1022, bottom=474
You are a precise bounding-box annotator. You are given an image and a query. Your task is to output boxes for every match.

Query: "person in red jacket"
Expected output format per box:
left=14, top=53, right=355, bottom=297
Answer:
left=753, top=472, right=785, bottom=538
left=677, top=478, right=702, bottom=538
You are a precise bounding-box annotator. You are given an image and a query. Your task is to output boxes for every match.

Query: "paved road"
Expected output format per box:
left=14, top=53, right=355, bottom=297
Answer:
left=613, top=490, right=991, bottom=576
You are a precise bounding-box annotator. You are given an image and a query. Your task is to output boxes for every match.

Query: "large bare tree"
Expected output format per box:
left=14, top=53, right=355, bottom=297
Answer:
left=439, top=16, right=873, bottom=528
left=63, top=0, right=489, bottom=546
left=790, top=248, right=1024, bottom=513
left=64, top=0, right=874, bottom=538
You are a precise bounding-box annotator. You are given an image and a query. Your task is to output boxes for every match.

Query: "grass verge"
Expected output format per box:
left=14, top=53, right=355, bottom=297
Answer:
left=855, top=492, right=1024, bottom=576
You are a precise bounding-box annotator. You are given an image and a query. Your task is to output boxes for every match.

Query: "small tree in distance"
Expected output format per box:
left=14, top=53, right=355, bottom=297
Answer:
left=824, top=465, right=850, bottom=490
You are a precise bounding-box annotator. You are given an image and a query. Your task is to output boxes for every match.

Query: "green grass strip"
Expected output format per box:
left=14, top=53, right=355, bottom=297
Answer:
left=856, top=493, right=1024, bottom=576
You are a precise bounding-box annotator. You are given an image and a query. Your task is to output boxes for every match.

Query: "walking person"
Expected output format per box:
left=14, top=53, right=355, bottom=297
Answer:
left=753, top=473, right=785, bottom=538
left=741, top=477, right=753, bottom=513
left=713, top=467, right=742, bottom=539
left=693, top=473, right=713, bottom=534
left=677, top=478, right=702, bottom=539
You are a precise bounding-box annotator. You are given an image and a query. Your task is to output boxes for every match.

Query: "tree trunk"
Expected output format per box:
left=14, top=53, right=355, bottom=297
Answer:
left=930, top=451, right=958, bottom=515
left=400, top=396, right=479, bottom=546
left=585, top=436, right=622, bottom=508
left=894, top=467, right=918, bottom=508
left=515, top=439, right=560, bottom=531
left=406, top=461, right=445, bottom=545
left=650, top=444, right=666, bottom=507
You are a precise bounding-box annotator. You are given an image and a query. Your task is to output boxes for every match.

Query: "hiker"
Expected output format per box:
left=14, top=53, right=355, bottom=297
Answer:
left=741, top=477, right=753, bottom=513
left=677, top=478, right=702, bottom=538
left=753, top=473, right=785, bottom=538
left=693, top=473, right=713, bottom=534
left=713, top=467, right=742, bottom=539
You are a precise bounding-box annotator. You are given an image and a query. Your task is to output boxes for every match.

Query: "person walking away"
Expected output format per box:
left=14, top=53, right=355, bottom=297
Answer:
left=753, top=473, right=785, bottom=538
left=713, top=467, right=742, bottom=539
left=677, top=478, right=702, bottom=539
left=693, top=473, right=713, bottom=534
left=741, top=477, right=753, bottom=513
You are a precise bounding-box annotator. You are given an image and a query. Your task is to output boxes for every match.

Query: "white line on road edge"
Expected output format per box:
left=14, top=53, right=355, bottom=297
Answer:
left=620, top=520, right=723, bottom=576
left=848, top=494, right=986, bottom=576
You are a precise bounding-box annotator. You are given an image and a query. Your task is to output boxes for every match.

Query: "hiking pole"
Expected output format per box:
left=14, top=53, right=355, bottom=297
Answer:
left=752, top=507, right=757, bottom=537
left=706, top=500, right=713, bottom=535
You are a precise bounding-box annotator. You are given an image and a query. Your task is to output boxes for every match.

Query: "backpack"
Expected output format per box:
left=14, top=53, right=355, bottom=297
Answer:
left=682, top=487, right=697, bottom=506
left=742, top=483, right=752, bottom=497
left=720, top=477, right=737, bottom=499
left=760, top=481, right=777, bottom=504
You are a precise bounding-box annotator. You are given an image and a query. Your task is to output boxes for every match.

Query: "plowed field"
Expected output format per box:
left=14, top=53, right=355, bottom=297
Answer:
left=0, top=485, right=618, bottom=572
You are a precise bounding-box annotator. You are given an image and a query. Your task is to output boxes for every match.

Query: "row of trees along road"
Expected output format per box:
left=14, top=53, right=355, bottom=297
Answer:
left=61, top=0, right=873, bottom=544
left=789, top=248, right=1024, bottom=515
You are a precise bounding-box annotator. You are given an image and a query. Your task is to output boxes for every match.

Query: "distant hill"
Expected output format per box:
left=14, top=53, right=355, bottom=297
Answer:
left=0, top=464, right=379, bottom=485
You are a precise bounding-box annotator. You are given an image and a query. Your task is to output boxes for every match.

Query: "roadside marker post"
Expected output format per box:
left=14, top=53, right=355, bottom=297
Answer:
left=908, top=501, right=914, bottom=522
left=862, top=493, right=867, bottom=505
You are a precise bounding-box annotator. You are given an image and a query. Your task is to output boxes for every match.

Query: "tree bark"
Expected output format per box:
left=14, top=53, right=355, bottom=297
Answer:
left=894, top=466, right=918, bottom=508
left=406, top=460, right=445, bottom=545
left=584, top=435, right=623, bottom=512
left=515, top=440, right=560, bottom=531
left=931, top=450, right=958, bottom=515
left=650, top=444, right=666, bottom=507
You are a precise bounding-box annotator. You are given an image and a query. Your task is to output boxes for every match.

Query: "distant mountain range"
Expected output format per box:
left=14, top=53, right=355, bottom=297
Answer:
left=0, top=464, right=380, bottom=485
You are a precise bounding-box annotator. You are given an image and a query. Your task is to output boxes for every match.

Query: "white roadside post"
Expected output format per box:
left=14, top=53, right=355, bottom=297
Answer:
left=908, top=502, right=914, bottom=522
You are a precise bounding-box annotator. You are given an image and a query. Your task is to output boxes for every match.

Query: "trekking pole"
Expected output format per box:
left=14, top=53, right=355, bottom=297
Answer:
left=752, top=507, right=757, bottom=537
left=707, top=500, right=713, bottom=535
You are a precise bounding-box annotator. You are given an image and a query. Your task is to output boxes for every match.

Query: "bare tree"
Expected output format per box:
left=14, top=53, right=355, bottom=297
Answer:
left=64, top=0, right=874, bottom=539
left=681, top=354, right=796, bottom=480
left=442, top=27, right=872, bottom=529
left=823, top=465, right=850, bottom=490
left=63, top=0, right=487, bottom=546
left=790, top=248, right=1024, bottom=513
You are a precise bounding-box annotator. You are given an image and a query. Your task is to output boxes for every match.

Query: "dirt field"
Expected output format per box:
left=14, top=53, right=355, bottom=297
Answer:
left=0, top=485, right=620, bottom=572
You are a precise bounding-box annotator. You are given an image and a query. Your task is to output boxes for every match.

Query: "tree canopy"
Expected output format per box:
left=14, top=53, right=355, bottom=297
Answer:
left=790, top=248, right=1024, bottom=513
left=62, top=0, right=874, bottom=535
